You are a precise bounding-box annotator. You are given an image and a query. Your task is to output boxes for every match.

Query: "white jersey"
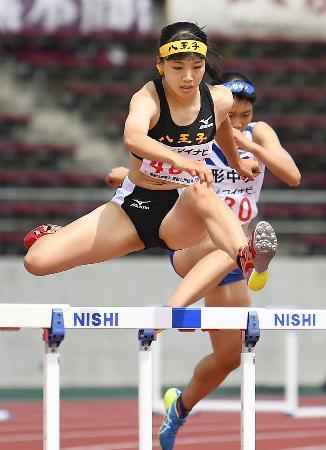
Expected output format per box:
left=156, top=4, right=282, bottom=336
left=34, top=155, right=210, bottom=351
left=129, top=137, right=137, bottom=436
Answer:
left=205, top=122, right=265, bottom=225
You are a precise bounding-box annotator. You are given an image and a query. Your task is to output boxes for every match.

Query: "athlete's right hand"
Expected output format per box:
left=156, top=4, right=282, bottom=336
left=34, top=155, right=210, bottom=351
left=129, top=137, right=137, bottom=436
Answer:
left=173, top=156, right=213, bottom=185
left=105, top=166, right=129, bottom=187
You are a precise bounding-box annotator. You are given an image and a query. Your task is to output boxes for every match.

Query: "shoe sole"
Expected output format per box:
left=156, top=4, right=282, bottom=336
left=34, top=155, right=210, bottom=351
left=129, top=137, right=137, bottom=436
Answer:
left=252, top=221, right=278, bottom=274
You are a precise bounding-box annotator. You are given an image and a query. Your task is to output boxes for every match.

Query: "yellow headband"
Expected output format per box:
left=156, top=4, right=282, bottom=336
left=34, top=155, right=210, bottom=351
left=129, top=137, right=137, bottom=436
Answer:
left=159, top=40, right=207, bottom=58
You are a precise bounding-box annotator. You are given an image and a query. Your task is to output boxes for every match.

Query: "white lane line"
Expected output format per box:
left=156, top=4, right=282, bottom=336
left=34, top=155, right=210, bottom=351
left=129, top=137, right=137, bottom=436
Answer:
left=2, top=423, right=326, bottom=444
left=281, top=446, right=326, bottom=450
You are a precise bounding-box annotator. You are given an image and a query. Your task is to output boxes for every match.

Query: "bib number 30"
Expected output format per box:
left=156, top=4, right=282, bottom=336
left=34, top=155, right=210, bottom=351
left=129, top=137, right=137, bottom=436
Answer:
left=225, top=196, right=252, bottom=222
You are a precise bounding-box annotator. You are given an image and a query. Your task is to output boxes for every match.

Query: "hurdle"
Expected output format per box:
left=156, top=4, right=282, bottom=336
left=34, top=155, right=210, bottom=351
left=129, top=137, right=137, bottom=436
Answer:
left=152, top=330, right=300, bottom=415
left=1, top=304, right=326, bottom=450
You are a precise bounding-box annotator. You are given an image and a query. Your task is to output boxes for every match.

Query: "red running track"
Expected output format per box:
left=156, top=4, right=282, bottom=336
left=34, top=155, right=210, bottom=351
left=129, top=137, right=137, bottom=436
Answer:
left=1, top=396, right=326, bottom=449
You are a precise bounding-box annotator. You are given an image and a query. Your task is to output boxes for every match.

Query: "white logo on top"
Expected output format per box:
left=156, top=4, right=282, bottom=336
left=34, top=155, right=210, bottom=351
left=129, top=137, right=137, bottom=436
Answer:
left=199, top=116, right=213, bottom=129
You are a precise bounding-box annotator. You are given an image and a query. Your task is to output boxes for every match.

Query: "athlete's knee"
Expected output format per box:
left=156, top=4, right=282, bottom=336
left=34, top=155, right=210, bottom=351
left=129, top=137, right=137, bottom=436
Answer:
left=186, top=183, right=214, bottom=211
left=24, top=251, right=49, bottom=276
left=200, top=236, right=216, bottom=255
left=215, top=350, right=241, bottom=374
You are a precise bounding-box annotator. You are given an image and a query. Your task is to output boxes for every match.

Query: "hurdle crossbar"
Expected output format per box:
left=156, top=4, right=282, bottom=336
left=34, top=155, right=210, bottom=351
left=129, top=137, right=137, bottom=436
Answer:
left=1, top=304, right=326, bottom=450
left=1, top=305, right=324, bottom=330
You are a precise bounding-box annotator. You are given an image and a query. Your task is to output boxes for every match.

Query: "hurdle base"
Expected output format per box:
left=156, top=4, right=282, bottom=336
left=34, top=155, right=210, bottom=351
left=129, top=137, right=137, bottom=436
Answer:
left=290, top=406, right=326, bottom=418
left=196, top=398, right=291, bottom=413
left=153, top=397, right=294, bottom=414
left=0, top=409, right=11, bottom=421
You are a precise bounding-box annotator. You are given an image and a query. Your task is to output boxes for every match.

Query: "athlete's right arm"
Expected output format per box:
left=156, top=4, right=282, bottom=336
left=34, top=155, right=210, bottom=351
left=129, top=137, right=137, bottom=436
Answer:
left=123, top=86, right=212, bottom=184
left=105, top=166, right=129, bottom=187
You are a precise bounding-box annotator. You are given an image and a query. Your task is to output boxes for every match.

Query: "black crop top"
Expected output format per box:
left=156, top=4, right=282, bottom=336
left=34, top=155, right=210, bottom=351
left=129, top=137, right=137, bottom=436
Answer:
left=132, top=78, right=217, bottom=185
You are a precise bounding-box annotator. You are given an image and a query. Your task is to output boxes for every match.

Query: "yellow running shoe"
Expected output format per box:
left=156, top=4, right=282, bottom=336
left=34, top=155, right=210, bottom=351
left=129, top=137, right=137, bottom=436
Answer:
left=159, top=388, right=185, bottom=450
left=248, top=269, right=269, bottom=291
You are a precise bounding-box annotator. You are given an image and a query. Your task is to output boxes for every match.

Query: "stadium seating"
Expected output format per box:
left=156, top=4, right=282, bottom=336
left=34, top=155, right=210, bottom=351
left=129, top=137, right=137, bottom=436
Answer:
left=0, top=170, right=104, bottom=187
left=295, top=235, right=326, bottom=256
left=0, top=32, right=325, bottom=254
left=0, top=143, right=75, bottom=168
left=0, top=113, right=31, bottom=137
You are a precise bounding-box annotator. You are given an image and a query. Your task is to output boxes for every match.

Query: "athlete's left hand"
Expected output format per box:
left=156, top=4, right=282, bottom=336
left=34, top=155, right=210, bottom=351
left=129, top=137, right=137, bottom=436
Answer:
left=234, top=158, right=260, bottom=181
left=233, top=128, right=252, bottom=150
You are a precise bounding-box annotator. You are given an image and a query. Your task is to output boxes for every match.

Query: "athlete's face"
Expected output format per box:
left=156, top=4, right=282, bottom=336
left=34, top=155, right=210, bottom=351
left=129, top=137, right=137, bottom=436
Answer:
left=228, top=98, right=254, bottom=131
left=161, top=56, right=206, bottom=96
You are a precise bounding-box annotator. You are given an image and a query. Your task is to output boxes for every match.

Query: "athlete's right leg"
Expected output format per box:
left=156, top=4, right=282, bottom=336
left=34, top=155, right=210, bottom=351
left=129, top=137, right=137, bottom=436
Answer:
left=167, top=220, right=276, bottom=306
left=160, top=183, right=247, bottom=261
left=24, top=202, right=145, bottom=276
left=160, top=183, right=277, bottom=282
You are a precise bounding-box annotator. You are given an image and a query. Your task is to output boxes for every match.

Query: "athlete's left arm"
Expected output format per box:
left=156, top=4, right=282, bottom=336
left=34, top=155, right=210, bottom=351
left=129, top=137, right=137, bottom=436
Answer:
left=212, top=86, right=259, bottom=181
left=234, top=122, right=301, bottom=186
left=250, top=122, right=301, bottom=187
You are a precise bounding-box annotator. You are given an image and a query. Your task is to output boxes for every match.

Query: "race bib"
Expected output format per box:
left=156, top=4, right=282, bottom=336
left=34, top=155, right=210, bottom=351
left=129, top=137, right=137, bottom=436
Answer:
left=140, top=159, right=199, bottom=185
left=140, top=141, right=212, bottom=185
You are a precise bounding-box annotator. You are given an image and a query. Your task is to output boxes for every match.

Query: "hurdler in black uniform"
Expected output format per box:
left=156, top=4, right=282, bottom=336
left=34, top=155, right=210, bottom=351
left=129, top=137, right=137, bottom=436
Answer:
left=111, top=78, right=216, bottom=249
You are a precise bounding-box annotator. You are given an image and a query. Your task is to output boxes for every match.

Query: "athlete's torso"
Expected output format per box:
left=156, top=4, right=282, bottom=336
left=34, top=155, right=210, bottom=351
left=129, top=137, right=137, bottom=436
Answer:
left=206, top=122, right=265, bottom=225
left=129, top=78, right=216, bottom=189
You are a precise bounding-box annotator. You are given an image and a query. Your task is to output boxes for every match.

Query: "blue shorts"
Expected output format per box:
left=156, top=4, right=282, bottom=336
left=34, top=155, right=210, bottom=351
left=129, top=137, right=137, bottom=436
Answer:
left=168, top=250, right=245, bottom=286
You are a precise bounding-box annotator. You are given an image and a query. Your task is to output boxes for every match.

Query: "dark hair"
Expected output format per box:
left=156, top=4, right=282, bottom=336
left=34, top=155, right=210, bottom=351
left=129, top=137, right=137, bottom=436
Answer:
left=220, top=71, right=257, bottom=103
left=159, top=22, right=223, bottom=84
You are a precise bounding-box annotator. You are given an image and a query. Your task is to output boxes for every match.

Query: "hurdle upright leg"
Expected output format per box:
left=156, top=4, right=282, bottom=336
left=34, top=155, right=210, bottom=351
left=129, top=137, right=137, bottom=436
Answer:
left=285, top=331, right=299, bottom=415
left=241, top=311, right=260, bottom=450
left=241, top=343, right=256, bottom=450
left=138, top=329, right=156, bottom=450
left=43, top=342, right=60, bottom=450
left=152, top=337, right=163, bottom=414
left=43, top=309, right=65, bottom=450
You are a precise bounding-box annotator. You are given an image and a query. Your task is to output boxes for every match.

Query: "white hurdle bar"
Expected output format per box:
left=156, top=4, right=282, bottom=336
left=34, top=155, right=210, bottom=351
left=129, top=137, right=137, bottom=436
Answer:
left=1, top=304, right=326, bottom=450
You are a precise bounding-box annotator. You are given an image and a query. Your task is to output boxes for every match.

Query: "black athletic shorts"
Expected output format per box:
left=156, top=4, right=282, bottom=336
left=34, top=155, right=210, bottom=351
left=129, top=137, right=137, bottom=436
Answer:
left=111, top=177, right=181, bottom=249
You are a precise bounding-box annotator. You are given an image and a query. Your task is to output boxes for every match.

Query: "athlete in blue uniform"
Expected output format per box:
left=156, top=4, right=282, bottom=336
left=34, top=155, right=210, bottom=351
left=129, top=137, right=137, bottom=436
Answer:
left=158, top=72, right=300, bottom=450
left=106, top=71, right=300, bottom=450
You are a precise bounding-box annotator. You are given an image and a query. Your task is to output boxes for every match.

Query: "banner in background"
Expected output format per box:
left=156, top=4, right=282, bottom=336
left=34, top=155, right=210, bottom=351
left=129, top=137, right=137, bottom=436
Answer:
left=167, top=0, right=326, bottom=40
left=0, top=0, right=153, bottom=33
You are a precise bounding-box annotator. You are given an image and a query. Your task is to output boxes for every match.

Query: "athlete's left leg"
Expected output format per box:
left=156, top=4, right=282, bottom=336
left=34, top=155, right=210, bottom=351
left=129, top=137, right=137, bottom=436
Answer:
left=24, top=202, right=145, bottom=275
left=159, top=280, right=250, bottom=449
left=180, top=280, right=250, bottom=409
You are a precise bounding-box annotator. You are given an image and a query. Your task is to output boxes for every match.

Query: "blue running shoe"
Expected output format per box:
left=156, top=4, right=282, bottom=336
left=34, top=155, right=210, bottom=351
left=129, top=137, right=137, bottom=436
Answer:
left=159, top=388, right=186, bottom=450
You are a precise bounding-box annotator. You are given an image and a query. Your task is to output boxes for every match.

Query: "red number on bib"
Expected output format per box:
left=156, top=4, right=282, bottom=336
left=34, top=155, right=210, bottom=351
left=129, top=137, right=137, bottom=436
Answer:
left=169, top=165, right=182, bottom=175
left=225, top=196, right=252, bottom=222
left=149, top=161, right=182, bottom=175
left=239, top=197, right=252, bottom=222
left=149, top=161, right=164, bottom=173
left=225, top=196, right=236, bottom=209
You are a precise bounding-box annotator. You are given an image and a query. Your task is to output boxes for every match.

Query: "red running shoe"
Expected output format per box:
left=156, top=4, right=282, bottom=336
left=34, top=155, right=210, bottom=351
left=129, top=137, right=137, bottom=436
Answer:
left=238, top=221, right=278, bottom=283
left=24, top=224, right=61, bottom=249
